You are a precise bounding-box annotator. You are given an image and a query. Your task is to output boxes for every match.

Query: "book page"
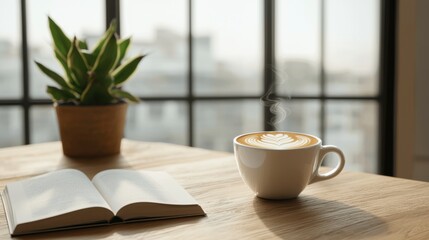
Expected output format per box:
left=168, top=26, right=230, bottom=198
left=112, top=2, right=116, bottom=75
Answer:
left=6, top=169, right=112, bottom=227
left=92, top=169, right=200, bottom=216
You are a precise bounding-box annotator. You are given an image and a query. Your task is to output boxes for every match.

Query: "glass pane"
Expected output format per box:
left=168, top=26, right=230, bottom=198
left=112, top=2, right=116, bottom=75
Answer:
left=195, top=100, right=263, bottom=152
left=0, top=107, right=23, bottom=147
left=194, top=0, right=263, bottom=96
left=125, top=102, right=188, bottom=145
left=276, top=0, right=321, bottom=96
left=275, top=100, right=320, bottom=137
left=325, top=101, right=378, bottom=173
left=30, top=106, right=59, bottom=143
left=0, top=0, right=21, bottom=98
left=28, top=0, right=104, bottom=99
left=325, top=0, right=380, bottom=96
left=121, top=0, right=188, bottom=97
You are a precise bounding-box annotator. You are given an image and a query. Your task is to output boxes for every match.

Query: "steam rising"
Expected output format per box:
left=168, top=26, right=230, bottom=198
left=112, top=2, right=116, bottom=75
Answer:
left=261, top=67, right=291, bottom=127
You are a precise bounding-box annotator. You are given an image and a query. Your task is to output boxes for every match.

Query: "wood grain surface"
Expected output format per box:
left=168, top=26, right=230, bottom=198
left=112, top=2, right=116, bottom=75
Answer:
left=1, top=140, right=429, bottom=239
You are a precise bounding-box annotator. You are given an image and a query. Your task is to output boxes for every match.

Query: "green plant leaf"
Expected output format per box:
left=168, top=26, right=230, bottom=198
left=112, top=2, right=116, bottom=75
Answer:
left=92, top=19, right=117, bottom=59
left=40, top=17, right=145, bottom=105
left=112, top=55, right=145, bottom=86
left=80, top=76, right=115, bottom=105
left=81, top=50, right=95, bottom=67
left=78, top=40, right=88, bottom=50
left=110, top=88, right=140, bottom=103
left=67, top=37, right=89, bottom=89
left=35, top=61, right=71, bottom=90
left=46, top=85, right=76, bottom=102
left=92, top=33, right=118, bottom=79
left=80, top=78, right=95, bottom=104
left=48, top=17, right=71, bottom=59
left=54, top=47, right=81, bottom=92
left=54, top=47, right=67, bottom=69
left=116, top=37, right=131, bottom=68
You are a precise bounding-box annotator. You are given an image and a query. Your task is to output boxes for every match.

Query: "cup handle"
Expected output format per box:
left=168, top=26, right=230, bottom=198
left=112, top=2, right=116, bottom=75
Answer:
left=309, top=145, right=345, bottom=184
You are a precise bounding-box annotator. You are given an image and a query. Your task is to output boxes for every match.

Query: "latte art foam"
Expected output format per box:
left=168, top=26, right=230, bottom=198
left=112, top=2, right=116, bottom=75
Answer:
left=237, top=132, right=318, bottom=149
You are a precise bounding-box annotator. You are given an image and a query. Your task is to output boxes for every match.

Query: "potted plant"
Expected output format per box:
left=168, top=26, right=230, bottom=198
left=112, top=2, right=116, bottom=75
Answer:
left=35, top=17, right=145, bottom=158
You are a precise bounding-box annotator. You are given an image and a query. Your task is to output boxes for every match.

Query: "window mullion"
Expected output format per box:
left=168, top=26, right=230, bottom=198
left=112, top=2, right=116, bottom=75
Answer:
left=20, top=0, right=30, bottom=145
left=106, top=0, right=120, bottom=34
left=264, top=0, right=276, bottom=131
left=188, top=0, right=194, bottom=147
left=378, top=0, right=396, bottom=176
left=320, top=0, right=326, bottom=143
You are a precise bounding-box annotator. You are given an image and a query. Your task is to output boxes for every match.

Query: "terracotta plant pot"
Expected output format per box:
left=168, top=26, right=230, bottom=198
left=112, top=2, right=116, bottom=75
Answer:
left=55, top=103, right=128, bottom=158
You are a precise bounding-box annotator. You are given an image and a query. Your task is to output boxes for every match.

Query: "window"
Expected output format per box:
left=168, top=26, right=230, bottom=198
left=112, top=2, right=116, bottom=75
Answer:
left=27, top=0, right=105, bottom=144
left=0, top=0, right=23, bottom=146
left=0, top=0, right=395, bottom=175
left=276, top=0, right=381, bottom=173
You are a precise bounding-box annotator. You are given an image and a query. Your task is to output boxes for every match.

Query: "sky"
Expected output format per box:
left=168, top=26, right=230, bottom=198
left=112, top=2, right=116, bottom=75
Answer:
left=0, top=0, right=379, bottom=74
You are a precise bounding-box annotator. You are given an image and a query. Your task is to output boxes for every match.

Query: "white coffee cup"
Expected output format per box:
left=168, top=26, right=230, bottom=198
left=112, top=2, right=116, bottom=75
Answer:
left=234, top=131, right=345, bottom=199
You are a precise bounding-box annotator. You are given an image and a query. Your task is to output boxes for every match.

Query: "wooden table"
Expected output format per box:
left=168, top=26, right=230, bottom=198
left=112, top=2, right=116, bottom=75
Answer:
left=1, top=140, right=429, bottom=239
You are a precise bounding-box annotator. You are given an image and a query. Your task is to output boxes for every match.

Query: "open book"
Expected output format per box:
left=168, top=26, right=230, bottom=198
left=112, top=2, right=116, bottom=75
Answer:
left=1, top=169, right=205, bottom=236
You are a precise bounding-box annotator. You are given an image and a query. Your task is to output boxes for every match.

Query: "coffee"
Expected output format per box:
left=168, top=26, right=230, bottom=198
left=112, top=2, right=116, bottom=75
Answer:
left=236, top=131, right=319, bottom=149
left=234, top=131, right=345, bottom=199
